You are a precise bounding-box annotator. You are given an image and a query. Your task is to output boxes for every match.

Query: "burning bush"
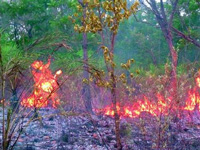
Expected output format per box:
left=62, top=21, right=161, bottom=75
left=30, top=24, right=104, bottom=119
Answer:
left=21, top=59, right=62, bottom=108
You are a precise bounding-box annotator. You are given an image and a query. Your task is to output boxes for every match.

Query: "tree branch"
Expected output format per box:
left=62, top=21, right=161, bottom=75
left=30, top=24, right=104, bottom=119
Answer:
left=160, top=0, right=167, bottom=22
left=171, top=26, right=200, bottom=48
left=169, top=0, right=179, bottom=25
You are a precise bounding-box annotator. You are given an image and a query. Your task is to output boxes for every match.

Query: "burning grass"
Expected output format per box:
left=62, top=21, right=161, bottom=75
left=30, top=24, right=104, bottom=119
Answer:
left=19, top=60, right=200, bottom=120
left=95, top=72, right=200, bottom=119
left=16, top=60, right=200, bottom=149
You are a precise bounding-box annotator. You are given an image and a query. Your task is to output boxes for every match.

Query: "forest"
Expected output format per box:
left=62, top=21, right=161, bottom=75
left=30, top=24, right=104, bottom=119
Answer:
left=0, top=0, right=200, bottom=150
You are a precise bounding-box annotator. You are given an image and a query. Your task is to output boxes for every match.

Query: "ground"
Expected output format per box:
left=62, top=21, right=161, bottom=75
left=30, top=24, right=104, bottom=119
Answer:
left=1, top=108, right=200, bottom=150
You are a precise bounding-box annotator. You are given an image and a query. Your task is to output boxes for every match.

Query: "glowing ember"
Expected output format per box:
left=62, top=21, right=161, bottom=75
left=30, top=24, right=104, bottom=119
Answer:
left=97, top=75, right=200, bottom=118
left=21, top=59, right=62, bottom=108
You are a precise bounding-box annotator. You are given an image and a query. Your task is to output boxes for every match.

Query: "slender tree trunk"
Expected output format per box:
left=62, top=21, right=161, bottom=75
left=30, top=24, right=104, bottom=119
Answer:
left=165, top=30, right=178, bottom=99
left=159, top=24, right=178, bottom=101
left=81, top=3, right=92, bottom=113
left=77, top=1, right=93, bottom=114
left=111, top=74, right=122, bottom=150
left=98, top=12, right=122, bottom=148
left=110, top=33, right=122, bottom=150
left=146, top=0, right=178, bottom=94
left=149, top=0, right=178, bottom=101
left=82, top=31, right=93, bottom=113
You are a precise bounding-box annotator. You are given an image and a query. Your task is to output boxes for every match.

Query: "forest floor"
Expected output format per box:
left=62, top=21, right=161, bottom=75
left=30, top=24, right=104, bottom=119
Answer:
left=1, top=108, right=200, bottom=150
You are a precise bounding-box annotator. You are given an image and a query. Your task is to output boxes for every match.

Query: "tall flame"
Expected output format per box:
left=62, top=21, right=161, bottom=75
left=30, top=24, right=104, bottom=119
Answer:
left=21, top=59, right=62, bottom=108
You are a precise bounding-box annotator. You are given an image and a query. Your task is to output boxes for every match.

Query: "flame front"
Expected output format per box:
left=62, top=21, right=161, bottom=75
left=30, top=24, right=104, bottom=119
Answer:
left=98, top=94, right=171, bottom=118
left=21, top=59, right=62, bottom=108
left=98, top=75, right=200, bottom=118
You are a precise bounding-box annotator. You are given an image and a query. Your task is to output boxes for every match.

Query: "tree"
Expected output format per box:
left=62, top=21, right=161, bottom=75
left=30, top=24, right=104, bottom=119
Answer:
left=0, top=31, right=28, bottom=150
left=72, top=0, right=93, bottom=114
left=139, top=0, right=179, bottom=101
left=171, top=0, right=200, bottom=48
left=73, top=0, right=139, bottom=149
left=116, top=11, right=168, bottom=67
left=0, top=0, right=51, bottom=45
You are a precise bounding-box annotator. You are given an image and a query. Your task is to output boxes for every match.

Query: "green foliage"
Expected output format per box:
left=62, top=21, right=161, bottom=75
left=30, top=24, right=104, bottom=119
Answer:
left=0, top=30, right=42, bottom=72
left=0, top=0, right=199, bottom=70
left=0, top=32, right=23, bottom=65
left=52, top=48, right=97, bottom=72
left=188, top=0, right=199, bottom=11
left=53, top=50, right=81, bottom=71
left=116, top=11, right=168, bottom=67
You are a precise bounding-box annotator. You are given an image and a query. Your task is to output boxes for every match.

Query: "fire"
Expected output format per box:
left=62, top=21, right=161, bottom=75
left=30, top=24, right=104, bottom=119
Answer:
left=41, top=82, right=53, bottom=92
left=56, top=70, right=62, bottom=76
left=196, top=77, right=200, bottom=88
left=184, top=73, right=200, bottom=111
left=184, top=88, right=200, bottom=111
left=21, top=59, right=62, bottom=108
left=98, top=75, right=200, bottom=118
left=98, top=94, right=171, bottom=118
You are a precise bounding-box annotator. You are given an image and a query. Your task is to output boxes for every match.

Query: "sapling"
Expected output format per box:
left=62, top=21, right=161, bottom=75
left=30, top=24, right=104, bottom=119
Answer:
left=71, top=1, right=139, bottom=149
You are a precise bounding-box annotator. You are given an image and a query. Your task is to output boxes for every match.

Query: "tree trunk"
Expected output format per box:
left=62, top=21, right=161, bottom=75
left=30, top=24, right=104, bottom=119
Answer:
left=110, top=33, right=122, bottom=150
left=111, top=73, right=122, bottom=150
left=150, top=0, right=178, bottom=101
left=165, top=30, right=178, bottom=99
left=82, top=30, right=93, bottom=114
left=78, top=1, right=93, bottom=114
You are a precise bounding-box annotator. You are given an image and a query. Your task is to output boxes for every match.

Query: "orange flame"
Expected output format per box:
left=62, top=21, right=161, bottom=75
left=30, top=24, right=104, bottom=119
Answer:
left=196, top=77, right=200, bottom=88
left=98, top=75, right=200, bottom=118
left=184, top=88, right=200, bottom=111
left=98, top=94, right=171, bottom=118
left=21, top=59, right=62, bottom=108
